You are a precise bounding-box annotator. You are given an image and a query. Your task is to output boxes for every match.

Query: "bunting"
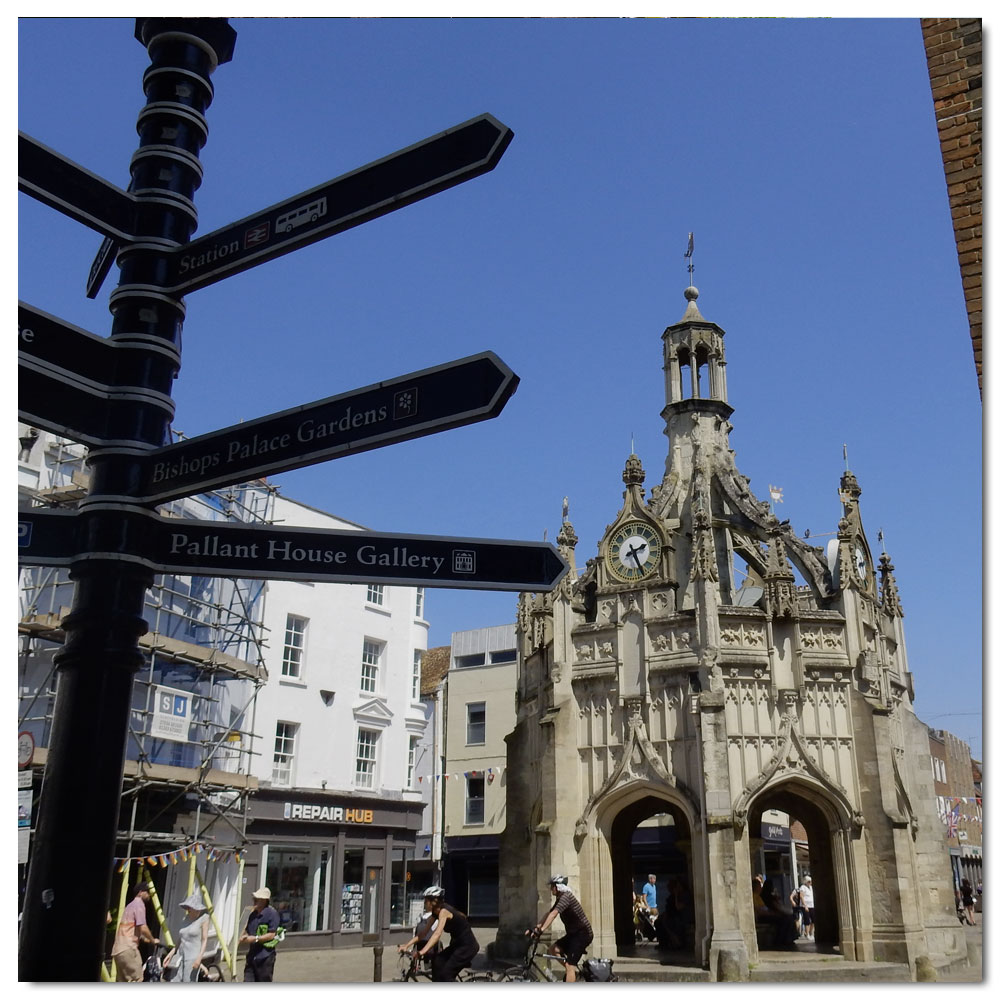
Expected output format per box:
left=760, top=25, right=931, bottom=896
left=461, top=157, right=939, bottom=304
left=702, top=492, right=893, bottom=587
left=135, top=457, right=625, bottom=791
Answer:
left=113, top=841, right=247, bottom=871
left=419, top=767, right=507, bottom=784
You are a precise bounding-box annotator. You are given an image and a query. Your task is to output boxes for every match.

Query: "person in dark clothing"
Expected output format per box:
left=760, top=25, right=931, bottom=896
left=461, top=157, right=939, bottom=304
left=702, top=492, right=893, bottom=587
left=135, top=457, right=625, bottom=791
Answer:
left=240, top=887, right=281, bottom=981
left=416, top=886, right=480, bottom=982
left=753, top=874, right=797, bottom=948
left=960, top=878, right=977, bottom=926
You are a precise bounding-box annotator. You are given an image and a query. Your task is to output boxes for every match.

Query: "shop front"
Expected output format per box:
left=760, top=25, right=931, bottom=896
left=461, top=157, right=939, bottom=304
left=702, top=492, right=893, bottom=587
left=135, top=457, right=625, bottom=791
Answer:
left=243, top=789, right=424, bottom=948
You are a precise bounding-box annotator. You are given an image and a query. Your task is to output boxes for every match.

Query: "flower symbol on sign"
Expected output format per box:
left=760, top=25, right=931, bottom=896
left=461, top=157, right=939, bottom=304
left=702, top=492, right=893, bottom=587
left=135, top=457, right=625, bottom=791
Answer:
left=393, top=388, right=418, bottom=419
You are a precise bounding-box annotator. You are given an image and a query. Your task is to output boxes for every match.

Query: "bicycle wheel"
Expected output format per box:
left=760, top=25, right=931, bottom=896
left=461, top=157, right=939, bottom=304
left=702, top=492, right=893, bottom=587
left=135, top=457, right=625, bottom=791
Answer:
left=498, top=967, right=542, bottom=982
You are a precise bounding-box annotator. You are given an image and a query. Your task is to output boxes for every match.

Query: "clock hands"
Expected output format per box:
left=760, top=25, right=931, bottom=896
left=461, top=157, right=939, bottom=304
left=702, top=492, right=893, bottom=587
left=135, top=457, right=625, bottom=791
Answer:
left=626, top=540, right=647, bottom=568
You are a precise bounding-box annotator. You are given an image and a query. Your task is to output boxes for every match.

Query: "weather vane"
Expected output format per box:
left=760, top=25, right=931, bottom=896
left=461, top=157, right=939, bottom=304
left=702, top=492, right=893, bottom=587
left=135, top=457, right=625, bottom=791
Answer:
left=684, top=232, right=695, bottom=284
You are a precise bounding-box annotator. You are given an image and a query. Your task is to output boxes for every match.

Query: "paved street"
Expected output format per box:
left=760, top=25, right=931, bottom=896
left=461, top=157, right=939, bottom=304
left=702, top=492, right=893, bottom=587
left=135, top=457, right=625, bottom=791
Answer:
left=224, top=920, right=982, bottom=984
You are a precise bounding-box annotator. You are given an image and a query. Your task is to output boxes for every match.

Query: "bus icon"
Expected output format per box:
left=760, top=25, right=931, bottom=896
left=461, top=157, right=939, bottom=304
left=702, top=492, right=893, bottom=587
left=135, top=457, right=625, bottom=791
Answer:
left=277, top=196, right=327, bottom=234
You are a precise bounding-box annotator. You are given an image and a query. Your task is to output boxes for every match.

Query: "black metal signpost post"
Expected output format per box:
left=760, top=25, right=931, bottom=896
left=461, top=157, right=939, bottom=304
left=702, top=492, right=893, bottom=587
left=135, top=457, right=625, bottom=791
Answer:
left=18, top=18, right=547, bottom=983
left=17, top=19, right=238, bottom=982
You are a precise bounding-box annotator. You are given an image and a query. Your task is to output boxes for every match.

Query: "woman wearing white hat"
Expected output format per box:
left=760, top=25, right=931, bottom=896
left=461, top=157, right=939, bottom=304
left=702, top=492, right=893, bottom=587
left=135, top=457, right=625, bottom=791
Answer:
left=163, top=891, right=210, bottom=982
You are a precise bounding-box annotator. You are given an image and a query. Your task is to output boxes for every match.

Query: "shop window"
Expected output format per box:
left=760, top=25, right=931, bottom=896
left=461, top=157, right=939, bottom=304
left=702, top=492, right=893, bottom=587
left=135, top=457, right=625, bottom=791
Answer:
left=341, top=848, right=364, bottom=931
left=390, top=849, right=410, bottom=927
left=466, top=775, right=485, bottom=825
left=264, top=845, right=329, bottom=932
left=468, top=873, right=499, bottom=918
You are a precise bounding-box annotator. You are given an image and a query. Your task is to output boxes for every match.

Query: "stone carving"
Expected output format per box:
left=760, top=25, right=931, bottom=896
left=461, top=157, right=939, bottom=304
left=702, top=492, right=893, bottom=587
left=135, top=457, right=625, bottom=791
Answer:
left=599, top=641, right=614, bottom=658
left=576, top=643, right=593, bottom=661
left=732, top=693, right=862, bottom=837
left=651, top=592, right=671, bottom=612
left=720, top=624, right=766, bottom=648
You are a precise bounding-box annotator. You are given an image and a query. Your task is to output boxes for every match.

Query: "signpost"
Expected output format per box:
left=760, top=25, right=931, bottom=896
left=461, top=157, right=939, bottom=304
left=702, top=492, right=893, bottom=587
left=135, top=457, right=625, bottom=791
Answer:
left=18, top=508, right=568, bottom=592
left=162, top=113, right=513, bottom=296
left=136, top=351, right=519, bottom=504
left=17, top=17, right=531, bottom=982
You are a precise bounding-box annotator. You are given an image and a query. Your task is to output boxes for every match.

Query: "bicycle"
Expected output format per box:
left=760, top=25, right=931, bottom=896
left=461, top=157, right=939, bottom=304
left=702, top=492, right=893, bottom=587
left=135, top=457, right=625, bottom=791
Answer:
left=495, top=930, right=617, bottom=983
left=394, top=948, right=493, bottom=983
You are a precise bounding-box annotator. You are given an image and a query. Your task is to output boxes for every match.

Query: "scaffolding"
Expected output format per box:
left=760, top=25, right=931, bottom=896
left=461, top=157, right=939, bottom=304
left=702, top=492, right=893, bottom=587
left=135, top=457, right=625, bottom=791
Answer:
left=17, top=427, right=278, bottom=968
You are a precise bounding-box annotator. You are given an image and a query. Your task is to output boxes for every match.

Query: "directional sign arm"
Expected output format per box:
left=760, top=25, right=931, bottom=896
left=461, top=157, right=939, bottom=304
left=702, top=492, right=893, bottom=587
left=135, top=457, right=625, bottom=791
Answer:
left=166, top=113, right=514, bottom=295
left=153, top=519, right=567, bottom=592
left=18, top=508, right=568, bottom=592
left=18, top=132, right=137, bottom=241
left=137, top=351, right=519, bottom=505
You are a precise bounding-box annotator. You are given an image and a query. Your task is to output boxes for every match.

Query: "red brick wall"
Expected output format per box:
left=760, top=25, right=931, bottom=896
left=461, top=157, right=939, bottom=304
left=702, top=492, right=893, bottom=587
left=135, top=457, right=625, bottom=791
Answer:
left=920, top=18, right=983, bottom=395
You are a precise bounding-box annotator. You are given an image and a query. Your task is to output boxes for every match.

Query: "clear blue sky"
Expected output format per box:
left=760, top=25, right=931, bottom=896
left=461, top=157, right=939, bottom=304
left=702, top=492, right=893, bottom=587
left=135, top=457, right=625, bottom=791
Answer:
left=18, top=17, right=982, bottom=758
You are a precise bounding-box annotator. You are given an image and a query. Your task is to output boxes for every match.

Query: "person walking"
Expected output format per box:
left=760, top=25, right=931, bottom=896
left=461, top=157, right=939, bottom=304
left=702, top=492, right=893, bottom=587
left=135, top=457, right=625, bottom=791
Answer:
left=960, top=878, right=977, bottom=926
left=531, top=875, right=594, bottom=983
left=797, top=876, right=815, bottom=940
left=414, top=886, right=479, bottom=981
left=641, top=874, right=658, bottom=917
left=111, top=882, right=160, bottom=982
left=163, top=891, right=210, bottom=982
left=240, top=887, right=281, bottom=981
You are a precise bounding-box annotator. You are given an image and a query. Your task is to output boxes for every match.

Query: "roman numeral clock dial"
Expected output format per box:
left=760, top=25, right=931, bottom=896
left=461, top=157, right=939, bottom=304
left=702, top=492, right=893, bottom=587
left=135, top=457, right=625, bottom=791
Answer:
left=607, top=521, right=661, bottom=582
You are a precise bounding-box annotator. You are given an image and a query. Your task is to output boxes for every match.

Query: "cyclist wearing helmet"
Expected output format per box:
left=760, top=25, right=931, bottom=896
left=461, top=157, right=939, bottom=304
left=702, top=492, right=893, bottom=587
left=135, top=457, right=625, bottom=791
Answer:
left=397, top=892, right=438, bottom=959
left=415, top=886, right=480, bottom=982
left=531, top=875, right=593, bottom=982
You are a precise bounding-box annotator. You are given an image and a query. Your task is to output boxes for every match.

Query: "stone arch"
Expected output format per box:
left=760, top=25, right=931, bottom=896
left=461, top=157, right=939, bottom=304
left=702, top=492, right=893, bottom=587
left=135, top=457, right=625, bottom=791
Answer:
left=588, top=781, right=701, bottom=954
left=742, top=775, right=863, bottom=960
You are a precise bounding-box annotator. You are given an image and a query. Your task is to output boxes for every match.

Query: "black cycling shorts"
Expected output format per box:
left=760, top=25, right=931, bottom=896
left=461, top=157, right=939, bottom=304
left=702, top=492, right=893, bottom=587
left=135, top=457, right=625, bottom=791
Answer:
left=555, top=931, right=593, bottom=967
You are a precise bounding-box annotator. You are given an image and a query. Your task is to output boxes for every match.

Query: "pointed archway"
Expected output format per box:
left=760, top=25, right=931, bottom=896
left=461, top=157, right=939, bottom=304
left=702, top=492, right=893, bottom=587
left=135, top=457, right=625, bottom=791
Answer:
left=608, top=795, right=695, bottom=955
left=746, top=782, right=844, bottom=952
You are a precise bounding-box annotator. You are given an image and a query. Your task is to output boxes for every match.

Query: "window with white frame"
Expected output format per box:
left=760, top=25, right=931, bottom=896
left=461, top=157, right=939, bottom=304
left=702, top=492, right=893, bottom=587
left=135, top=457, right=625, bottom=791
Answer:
left=411, top=650, right=423, bottom=700
left=407, top=736, right=418, bottom=788
left=281, top=614, right=307, bottom=678
left=467, top=702, right=486, bottom=745
left=355, top=728, right=379, bottom=789
left=415, top=587, right=425, bottom=619
left=272, top=721, right=298, bottom=786
left=466, top=775, right=485, bottom=824
left=361, top=639, right=382, bottom=693
left=366, top=583, right=385, bottom=606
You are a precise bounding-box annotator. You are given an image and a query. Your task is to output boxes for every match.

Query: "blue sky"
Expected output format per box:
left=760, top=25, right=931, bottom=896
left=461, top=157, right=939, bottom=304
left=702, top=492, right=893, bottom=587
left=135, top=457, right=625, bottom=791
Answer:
left=17, top=17, right=982, bottom=758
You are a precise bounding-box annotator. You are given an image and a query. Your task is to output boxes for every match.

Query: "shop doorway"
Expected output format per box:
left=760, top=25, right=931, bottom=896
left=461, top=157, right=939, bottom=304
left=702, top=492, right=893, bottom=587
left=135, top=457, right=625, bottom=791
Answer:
left=609, top=795, right=694, bottom=955
left=363, top=865, right=383, bottom=936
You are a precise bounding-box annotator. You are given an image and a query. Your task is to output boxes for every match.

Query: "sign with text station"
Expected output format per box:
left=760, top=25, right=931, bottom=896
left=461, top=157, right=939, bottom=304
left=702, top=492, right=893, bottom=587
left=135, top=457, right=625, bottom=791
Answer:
left=18, top=132, right=136, bottom=241
left=163, top=113, right=513, bottom=296
left=137, top=352, right=518, bottom=505
left=18, top=509, right=569, bottom=592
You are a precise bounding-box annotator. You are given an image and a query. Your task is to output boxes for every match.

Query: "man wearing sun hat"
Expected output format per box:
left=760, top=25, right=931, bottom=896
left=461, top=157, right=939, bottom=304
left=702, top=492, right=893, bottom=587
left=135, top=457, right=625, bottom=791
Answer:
left=240, top=886, right=281, bottom=981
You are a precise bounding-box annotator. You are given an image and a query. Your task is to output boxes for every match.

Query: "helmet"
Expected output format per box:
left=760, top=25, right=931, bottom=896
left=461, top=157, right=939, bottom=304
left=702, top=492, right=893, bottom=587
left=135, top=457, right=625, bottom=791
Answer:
left=548, top=875, right=569, bottom=886
left=423, top=885, right=445, bottom=899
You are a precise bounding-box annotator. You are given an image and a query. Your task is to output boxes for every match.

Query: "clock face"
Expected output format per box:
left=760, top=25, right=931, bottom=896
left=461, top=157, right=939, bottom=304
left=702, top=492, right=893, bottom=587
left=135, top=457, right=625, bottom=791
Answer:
left=854, top=544, right=868, bottom=584
left=608, top=521, right=661, bottom=582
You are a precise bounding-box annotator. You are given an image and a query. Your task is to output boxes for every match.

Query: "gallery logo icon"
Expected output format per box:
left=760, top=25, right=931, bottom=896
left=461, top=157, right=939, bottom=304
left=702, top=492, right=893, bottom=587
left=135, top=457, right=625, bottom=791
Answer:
left=452, top=550, right=476, bottom=574
left=393, top=387, right=418, bottom=420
